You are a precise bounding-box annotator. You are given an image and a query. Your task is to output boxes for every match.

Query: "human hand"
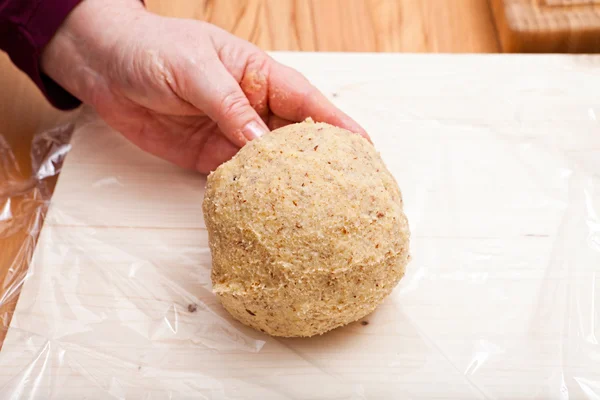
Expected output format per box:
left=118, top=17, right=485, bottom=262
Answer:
left=41, top=0, right=368, bottom=173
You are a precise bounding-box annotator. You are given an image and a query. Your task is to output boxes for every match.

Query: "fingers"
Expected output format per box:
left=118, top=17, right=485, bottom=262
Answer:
left=105, top=105, right=240, bottom=174
left=267, top=62, right=371, bottom=142
left=196, top=133, right=239, bottom=174
left=267, top=114, right=294, bottom=131
left=177, top=47, right=368, bottom=150
left=181, top=57, right=269, bottom=147
left=240, top=66, right=269, bottom=121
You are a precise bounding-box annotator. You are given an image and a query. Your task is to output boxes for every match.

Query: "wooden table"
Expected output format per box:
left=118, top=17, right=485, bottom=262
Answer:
left=0, top=0, right=500, bottom=348
left=3, top=0, right=600, bottom=352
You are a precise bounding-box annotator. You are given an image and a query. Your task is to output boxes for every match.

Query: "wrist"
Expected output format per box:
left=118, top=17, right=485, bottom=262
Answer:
left=40, top=0, right=146, bottom=105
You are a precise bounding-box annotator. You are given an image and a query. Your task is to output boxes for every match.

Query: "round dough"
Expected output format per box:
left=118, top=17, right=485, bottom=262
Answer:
left=203, top=120, right=410, bottom=337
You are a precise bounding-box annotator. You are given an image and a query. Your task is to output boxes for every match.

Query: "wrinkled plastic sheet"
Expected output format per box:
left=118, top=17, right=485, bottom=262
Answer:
left=0, top=54, right=599, bottom=399
left=0, top=121, right=73, bottom=332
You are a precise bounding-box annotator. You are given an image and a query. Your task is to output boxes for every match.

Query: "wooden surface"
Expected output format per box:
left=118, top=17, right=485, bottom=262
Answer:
left=0, top=1, right=501, bottom=349
left=1, top=0, right=599, bottom=355
left=146, top=0, right=500, bottom=52
left=491, top=0, right=600, bottom=52
left=1, top=53, right=599, bottom=398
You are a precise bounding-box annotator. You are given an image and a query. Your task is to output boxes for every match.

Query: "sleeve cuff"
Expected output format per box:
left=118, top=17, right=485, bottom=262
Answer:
left=0, top=0, right=84, bottom=110
left=26, top=0, right=85, bottom=110
left=1, top=0, right=146, bottom=111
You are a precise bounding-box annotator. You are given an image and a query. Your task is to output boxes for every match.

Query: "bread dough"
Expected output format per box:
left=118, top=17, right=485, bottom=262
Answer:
left=203, top=120, right=410, bottom=337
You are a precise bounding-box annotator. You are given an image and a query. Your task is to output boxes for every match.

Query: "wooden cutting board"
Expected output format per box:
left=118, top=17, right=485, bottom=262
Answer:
left=491, top=0, right=600, bottom=52
left=1, top=53, right=599, bottom=399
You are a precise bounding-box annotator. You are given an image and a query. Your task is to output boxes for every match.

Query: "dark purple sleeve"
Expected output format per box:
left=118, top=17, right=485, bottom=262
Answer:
left=0, top=0, right=84, bottom=110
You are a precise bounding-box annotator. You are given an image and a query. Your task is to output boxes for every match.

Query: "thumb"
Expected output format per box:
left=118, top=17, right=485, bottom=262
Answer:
left=183, top=59, right=269, bottom=147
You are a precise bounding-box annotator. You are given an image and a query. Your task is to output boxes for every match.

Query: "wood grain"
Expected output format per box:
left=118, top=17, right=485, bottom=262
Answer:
left=491, top=0, right=600, bottom=52
left=145, top=0, right=500, bottom=52
left=1, top=54, right=599, bottom=398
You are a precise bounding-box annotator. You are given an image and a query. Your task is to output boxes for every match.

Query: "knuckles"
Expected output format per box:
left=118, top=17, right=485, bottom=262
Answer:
left=218, top=90, right=252, bottom=120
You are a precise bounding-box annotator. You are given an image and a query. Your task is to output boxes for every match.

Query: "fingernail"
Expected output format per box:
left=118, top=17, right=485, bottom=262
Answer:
left=243, top=120, right=269, bottom=141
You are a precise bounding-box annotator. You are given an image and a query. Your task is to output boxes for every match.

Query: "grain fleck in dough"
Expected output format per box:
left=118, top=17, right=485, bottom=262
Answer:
left=203, top=119, right=410, bottom=337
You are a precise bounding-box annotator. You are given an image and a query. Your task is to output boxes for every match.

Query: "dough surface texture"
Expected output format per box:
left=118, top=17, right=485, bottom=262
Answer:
left=203, top=120, right=410, bottom=337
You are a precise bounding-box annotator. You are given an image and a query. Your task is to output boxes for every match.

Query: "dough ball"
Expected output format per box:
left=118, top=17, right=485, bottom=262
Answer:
left=203, top=120, right=410, bottom=337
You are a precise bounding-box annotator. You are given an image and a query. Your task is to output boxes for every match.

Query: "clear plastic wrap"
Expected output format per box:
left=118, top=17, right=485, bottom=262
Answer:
left=0, top=54, right=599, bottom=399
left=0, top=121, right=73, bottom=347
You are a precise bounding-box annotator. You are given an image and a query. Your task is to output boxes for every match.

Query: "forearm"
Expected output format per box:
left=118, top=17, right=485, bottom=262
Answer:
left=40, top=0, right=147, bottom=106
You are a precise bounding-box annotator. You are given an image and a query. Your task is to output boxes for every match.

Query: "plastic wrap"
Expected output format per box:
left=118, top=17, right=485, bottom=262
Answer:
left=0, top=54, right=599, bottom=399
left=0, top=121, right=73, bottom=345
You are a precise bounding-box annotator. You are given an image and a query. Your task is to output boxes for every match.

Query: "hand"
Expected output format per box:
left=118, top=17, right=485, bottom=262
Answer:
left=41, top=0, right=368, bottom=173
